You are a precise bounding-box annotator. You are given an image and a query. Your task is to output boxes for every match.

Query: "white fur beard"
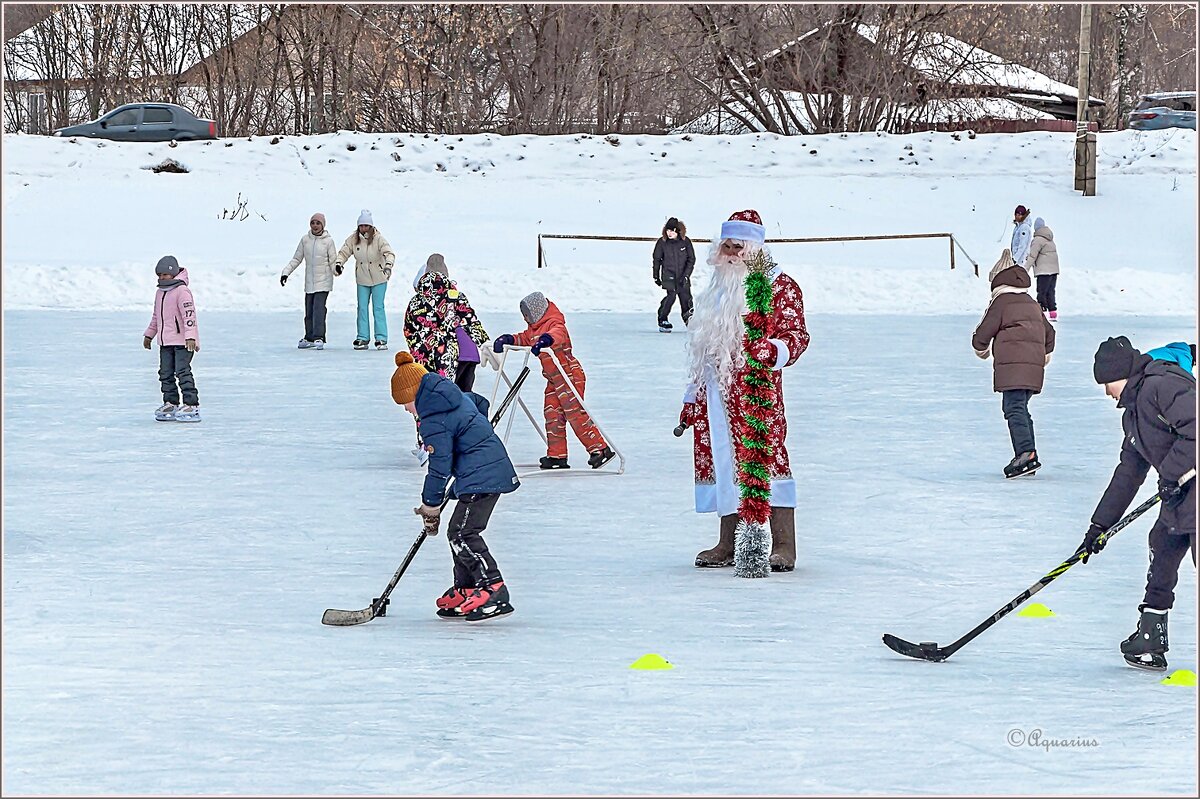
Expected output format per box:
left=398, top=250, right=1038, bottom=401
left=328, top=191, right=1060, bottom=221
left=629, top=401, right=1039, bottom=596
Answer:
left=734, top=520, right=771, bottom=578
left=686, top=260, right=750, bottom=390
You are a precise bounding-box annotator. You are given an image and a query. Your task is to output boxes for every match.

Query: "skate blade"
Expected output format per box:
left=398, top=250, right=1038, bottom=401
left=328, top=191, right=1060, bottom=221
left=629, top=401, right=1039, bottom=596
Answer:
left=1123, top=653, right=1168, bottom=671
left=464, top=604, right=514, bottom=623
left=1005, top=466, right=1041, bottom=479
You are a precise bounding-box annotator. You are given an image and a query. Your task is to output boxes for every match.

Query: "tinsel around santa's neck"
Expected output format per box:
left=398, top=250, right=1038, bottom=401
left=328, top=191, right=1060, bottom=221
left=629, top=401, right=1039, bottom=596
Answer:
left=736, top=248, right=777, bottom=527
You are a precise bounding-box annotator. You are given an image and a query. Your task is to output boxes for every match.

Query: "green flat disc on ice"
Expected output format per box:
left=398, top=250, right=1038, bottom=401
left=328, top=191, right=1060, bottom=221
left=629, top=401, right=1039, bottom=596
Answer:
left=1017, top=603, right=1055, bottom=618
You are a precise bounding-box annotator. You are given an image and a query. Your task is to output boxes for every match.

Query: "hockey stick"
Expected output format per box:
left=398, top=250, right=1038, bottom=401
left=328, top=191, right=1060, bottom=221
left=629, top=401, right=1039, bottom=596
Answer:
left=322, top=367, right=532, bottom=627
left=883, top=468, right=1196, bottom=662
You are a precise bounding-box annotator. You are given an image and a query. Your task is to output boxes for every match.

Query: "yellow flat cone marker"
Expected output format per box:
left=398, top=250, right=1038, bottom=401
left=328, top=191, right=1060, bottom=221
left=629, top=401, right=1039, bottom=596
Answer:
left=1017, top=603, right=1055, bottom=618
left=630, top=653, right=673, bottom=670
left=1161, top=670, right=1197, bottom=687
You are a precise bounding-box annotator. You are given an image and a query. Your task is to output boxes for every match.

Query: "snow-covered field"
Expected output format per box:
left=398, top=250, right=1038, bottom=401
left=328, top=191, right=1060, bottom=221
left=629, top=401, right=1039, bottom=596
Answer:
left=3, top=128, right=1198, bottom=795
left=1, top=127, right=1196, bottom=315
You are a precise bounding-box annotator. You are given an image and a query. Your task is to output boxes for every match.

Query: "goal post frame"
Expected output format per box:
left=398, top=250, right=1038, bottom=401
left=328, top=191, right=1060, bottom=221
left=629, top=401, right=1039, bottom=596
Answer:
left=537, top=232, right=980, bottom=276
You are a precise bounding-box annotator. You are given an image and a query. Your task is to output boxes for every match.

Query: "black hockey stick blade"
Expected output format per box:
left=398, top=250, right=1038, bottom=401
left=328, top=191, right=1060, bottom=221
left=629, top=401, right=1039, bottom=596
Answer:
left=882, top=634, right=949, bottom=662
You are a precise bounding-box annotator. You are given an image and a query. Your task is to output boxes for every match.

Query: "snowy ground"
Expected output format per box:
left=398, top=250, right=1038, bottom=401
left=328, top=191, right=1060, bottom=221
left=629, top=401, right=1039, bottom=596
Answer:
left=2, top=127, right=1196, bottom=316
left=3, top=309, right=1196, bottom=796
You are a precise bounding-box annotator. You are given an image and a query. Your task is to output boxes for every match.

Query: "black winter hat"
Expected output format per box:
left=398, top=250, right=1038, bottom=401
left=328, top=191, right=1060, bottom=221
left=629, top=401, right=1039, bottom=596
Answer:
left=1093, top=336, right=1139, bottom=384
left=665, top=217, right=680, bottom=232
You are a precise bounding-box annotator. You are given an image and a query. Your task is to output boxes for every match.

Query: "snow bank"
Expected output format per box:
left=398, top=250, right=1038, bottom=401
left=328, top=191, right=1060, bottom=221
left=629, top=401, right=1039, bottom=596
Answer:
left=2, top=128, right=1195, bottom=315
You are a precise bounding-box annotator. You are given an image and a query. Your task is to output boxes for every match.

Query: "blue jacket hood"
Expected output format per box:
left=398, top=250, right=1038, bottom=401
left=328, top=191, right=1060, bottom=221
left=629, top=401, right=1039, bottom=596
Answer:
left=1147, top=342, right=1196, bottom=374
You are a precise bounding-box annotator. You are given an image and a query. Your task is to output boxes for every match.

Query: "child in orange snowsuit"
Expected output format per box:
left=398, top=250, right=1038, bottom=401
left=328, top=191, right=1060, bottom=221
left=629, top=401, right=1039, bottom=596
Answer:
left=492, top=292, right=615, bottom=470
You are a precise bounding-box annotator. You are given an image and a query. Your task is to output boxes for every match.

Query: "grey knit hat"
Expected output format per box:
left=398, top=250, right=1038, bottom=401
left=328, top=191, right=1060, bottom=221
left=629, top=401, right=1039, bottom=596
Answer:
left=425, top=253, right=448, bottom=278
left=520, top=291, right=549, bottom=324
left=155, top=255, right=181, bottom=277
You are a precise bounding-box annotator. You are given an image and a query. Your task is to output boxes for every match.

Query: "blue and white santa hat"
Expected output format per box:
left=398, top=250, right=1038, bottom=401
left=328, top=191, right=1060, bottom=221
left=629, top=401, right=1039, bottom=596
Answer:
left=720, top=209, right=765, bottom=244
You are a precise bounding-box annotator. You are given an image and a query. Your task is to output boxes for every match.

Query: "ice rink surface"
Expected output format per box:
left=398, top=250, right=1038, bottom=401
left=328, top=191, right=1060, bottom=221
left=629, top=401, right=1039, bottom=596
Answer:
left=3, top=310, right=1196, bottom=795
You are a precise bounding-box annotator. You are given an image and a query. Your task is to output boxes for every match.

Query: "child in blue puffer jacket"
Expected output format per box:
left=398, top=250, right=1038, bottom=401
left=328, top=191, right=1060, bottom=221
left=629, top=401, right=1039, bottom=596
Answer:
left=391, top=352, right=520, bottom=622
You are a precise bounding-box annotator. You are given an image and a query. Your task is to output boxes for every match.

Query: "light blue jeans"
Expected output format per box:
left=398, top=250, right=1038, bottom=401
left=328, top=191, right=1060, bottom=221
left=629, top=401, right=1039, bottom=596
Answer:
left=356, top=282, right=388, bottom=342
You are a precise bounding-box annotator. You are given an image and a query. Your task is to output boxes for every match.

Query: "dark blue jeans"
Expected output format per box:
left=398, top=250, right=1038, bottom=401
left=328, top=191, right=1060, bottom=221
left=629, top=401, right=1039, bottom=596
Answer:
left=1001, top=389, right=1035, bottom=455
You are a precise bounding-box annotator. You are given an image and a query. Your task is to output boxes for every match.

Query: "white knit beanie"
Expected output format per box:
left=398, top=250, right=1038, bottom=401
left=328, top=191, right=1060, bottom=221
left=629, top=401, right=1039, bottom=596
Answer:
left=357, top=209, right=373, bottom=226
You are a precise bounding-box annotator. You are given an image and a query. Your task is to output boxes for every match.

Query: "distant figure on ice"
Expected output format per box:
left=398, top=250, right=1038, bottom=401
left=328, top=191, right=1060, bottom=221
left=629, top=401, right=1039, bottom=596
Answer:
left=492, top=292, right=615, bottom=470
left=971, top=249, right=1055, bottom=478
left=391, top=352, right=520, bottom=622
left=681, top=210, right=810, bottom=573
left=404, top=253, right=489, bottom=392
left=143, top=255, right=201, bottom=423
left=281, top=212, right=339, bottom=349
left=1010, top=204, right=1033, bottom=268
left=1026, top=217, right=1060, bottom=321
left=336, top=209, right=395, bottom=350
left=653, top=216, right=696, bottom=333
left=1077, top=336, right=1196, bottom=671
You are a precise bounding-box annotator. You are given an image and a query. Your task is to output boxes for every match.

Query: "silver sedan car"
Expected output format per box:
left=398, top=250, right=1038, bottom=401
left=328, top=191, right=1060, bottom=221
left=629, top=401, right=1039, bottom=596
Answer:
left=53, top=103, right=218, bottom=142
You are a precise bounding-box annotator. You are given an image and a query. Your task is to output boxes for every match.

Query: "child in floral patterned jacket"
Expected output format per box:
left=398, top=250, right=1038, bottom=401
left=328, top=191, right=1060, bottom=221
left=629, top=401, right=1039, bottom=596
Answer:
left=403, top=254, right=489, bottom=391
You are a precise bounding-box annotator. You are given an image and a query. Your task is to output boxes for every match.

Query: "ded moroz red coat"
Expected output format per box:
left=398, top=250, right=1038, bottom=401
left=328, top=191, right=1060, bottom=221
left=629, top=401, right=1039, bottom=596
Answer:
left=684, top=270, right=809, bottom=515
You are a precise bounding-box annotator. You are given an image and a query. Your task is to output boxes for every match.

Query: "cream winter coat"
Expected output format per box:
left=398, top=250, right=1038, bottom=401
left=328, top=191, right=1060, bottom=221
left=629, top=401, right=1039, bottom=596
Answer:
left=336, top=229, right=396, bottom=286
left=283, top=231, right=339, bottom=293
left=1026, top=226, right=1060, bottom=276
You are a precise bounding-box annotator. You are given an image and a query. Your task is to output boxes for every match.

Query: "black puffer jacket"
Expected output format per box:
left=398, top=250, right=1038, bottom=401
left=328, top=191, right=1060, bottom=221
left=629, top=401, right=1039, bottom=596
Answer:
left=1092, top=356, right=1197, bottom=535
left=652, top=236, right=696, bottom=286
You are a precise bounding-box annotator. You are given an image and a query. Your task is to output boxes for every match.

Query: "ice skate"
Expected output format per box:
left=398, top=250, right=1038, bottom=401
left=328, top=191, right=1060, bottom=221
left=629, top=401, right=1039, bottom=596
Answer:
left=1003, top=450, right=1040, bottom=478
left=1120, top=609, right=1168, bottom=670
left=461, top=581, right=514, bottom=622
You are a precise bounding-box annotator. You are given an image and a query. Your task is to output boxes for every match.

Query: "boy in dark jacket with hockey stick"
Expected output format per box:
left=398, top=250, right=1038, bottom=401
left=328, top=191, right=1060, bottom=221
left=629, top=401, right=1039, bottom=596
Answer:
left=392, top=352, right=520, bottom=622
left=1078, top=336, right=1197, bottom=670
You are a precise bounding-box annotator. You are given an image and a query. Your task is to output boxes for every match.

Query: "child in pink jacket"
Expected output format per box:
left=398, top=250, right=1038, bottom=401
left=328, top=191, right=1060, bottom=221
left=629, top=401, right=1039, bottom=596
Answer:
left=142, top=255, right=201, bottom=422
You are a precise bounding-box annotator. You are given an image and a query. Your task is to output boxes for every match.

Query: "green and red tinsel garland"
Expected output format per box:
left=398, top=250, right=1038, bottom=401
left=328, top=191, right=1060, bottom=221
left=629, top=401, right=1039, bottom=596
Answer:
left=736, top=250, right=777, bottom=526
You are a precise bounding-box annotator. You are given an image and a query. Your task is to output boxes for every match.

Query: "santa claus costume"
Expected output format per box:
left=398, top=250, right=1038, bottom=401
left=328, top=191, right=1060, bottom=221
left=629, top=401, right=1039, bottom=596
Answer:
left=681, top=210, right=810, bottom=574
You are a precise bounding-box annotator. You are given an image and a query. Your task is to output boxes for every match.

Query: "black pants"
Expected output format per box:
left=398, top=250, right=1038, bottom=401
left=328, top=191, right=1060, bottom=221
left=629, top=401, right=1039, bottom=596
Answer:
left=447, top=493, right=503, bottom=589
left=1001, top=389, right=1035, bottom=455
left=455, top=361, right=477, bottom=392
left=304, top=291, right=329, bottom=342
left=658, top=275, right=693, bottom=325
left=158, top=346, right=198, bottom=406
left=1035, top=274, right=1057, bottom=312
left=1142, top=519, right=1197, bottom=611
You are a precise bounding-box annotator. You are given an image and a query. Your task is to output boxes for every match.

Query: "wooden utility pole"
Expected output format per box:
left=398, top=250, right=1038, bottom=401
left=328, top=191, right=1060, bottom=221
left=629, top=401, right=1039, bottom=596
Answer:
left=1074, top=4, right=1097, bottom=195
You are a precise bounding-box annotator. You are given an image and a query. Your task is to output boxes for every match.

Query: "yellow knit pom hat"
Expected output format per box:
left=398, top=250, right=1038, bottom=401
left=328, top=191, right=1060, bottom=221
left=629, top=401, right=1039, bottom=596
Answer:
left=391, top=352, right=428, bottom=405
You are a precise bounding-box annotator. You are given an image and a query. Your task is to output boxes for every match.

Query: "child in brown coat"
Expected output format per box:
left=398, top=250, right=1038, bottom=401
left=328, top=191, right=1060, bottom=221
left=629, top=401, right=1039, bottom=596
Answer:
left=971, top=249, right=1056, bottom=478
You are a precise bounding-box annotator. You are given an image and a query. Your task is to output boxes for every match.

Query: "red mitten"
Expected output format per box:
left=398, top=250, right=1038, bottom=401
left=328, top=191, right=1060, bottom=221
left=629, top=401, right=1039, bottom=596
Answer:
left=747, top=338, right=776, bottom=366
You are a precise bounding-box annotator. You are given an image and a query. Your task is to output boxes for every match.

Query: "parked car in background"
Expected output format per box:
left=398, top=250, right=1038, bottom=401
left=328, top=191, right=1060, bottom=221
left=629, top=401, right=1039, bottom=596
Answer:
left=1128, top=92, right=1197, bottom=131
left=53, top=103, right=217, bottom=142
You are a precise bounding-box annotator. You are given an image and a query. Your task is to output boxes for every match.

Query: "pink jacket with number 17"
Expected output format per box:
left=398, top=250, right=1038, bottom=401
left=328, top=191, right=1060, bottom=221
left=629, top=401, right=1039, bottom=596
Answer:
left=144, top=268, right=200, bottom=346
